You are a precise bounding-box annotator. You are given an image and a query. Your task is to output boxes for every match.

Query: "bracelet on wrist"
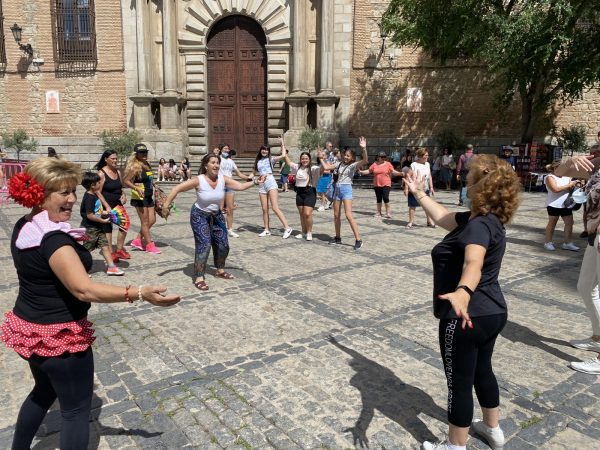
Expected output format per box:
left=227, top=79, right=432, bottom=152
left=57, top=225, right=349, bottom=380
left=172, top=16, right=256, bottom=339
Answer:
left=456, top=285, right=474, bottom=297
left=124, top=284, right=132, bottom=303
left=138, top=285, right=144, bottom=302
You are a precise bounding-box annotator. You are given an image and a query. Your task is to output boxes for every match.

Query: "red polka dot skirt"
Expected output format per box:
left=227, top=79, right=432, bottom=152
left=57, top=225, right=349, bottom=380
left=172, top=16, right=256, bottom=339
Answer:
left=1, top=311, right=95, bottom=358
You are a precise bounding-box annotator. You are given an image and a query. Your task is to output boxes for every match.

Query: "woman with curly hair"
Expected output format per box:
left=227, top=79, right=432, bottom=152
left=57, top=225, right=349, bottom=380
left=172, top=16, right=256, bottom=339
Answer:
left=123, top=144, right=160, bottom=254
left=405, top=155, right=521, bottom=450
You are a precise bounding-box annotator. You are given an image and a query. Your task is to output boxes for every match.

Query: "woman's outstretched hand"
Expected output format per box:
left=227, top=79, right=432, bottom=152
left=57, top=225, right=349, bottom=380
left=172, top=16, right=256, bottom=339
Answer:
left=404, top=172, right=425, bottom=194
left=141, top=286, right=181, bottom=307
left=438, top=290, right=472, bottom=330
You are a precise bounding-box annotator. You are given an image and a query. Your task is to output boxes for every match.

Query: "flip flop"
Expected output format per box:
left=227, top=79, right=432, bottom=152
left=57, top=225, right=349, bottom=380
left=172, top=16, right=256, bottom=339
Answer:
left=214, top=271, right=235, bottom=280
left=194, top=280, right=209, bottom=291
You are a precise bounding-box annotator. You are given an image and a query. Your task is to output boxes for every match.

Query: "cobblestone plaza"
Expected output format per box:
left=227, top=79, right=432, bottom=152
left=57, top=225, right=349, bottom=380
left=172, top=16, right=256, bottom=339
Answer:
left=1, top=188, right=599, bottom=449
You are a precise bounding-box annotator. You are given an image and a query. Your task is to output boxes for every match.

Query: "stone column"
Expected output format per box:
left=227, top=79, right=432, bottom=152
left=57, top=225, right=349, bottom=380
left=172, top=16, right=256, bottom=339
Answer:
left=136, top=0, right=149, bottom=94
left=162, top=0, right=177, bottom=93
left=292, top=0, right=307, bottom=93
left=319, top=0, right=334, bottom=95
left=315, top=0, right=338, bottom=132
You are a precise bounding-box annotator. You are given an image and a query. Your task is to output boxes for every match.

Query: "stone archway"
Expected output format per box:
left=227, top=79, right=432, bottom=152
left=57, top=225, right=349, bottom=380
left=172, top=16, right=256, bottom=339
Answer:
left=179, top=0, right=292, bottom=156
left=207, top=16, right=267, bottom=156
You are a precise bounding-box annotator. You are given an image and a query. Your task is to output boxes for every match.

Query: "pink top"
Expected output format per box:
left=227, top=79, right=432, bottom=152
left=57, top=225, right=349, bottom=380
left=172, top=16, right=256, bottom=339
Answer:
left=369, top=161, right=395, bottom=187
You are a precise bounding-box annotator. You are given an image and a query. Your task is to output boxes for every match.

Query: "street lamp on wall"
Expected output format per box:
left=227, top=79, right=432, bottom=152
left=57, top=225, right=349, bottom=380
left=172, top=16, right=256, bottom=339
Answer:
left=379, top=21, right=389, bottom=55
left=10, top=23, right=34, bottom=58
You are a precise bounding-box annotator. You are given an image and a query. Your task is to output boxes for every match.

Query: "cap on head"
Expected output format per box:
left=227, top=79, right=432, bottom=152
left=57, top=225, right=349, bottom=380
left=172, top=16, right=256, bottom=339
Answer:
left=134, top=143, right=148, bottom=153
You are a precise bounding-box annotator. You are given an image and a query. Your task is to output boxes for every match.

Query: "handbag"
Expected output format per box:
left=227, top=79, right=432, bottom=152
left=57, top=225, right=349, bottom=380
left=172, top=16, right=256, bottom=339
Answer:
left=154, top=185, right=170, bottom=219
left=325, top=182, right=336, bottom=202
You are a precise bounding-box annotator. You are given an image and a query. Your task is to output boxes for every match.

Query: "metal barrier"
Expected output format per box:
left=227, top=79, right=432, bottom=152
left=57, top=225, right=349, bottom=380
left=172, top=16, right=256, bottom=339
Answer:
left=0, top=162, right=27, bottom=207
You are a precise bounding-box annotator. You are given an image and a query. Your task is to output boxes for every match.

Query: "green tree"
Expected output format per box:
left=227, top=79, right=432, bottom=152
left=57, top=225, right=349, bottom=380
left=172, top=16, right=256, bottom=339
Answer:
left=1, top=129, right=38, bottom=162
left=298, top=127, right=326, bottom=153
left=99, top=129, right=142, bottom=164
left=383, top=0, right=600, bottom=143
left=434, top=127, right=465, bottom=154
left=553, top=124, right=588, bottom=156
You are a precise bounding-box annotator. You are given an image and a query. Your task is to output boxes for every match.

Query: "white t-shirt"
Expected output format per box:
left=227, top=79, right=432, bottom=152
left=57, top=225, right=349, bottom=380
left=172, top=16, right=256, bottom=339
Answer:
left=219, top=158, right=238, bottom=177
left=290, top=163, right=321, bottom=187
left=336, top=161, right=361, bottom=185
left=442, top=155, right=453, bottom=167
left=194, top=174, right=225, bottom=213
left=256, top=157, right=282, bottom=176
left=410, top=161, right=431, bottom=190
left=545, top=174, right=571, bottom=207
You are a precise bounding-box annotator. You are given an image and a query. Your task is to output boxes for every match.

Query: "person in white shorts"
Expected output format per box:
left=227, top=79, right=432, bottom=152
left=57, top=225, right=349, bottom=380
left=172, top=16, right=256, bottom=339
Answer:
left=217, top=144, right=253, bottom=238
left=252, top=145, right=293, bottom=238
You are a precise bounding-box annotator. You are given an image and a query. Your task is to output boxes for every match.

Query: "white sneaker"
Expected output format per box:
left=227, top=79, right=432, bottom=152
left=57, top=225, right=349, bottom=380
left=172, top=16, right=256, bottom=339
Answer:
left=471, top=420, right=505, bottom=450
left=421, top=442, right=450, bottom=450
left=562, top=242, right=580, bottom=251
left=570, top=357, right=600, bottom=374
left=258, top=229, right=271, bottom=237
left=282, top=227, right=293, bottom=239
left=570, top=338, right=600, bottom=351
left=317, top=205, right=325, bottom=212
left=228, top=229, right=240, bottom=238
left=544, top=242, right=556, bottom=251
left=306, top=232, right=313, bottom=241
left=295, top=233, right=304, bottom=240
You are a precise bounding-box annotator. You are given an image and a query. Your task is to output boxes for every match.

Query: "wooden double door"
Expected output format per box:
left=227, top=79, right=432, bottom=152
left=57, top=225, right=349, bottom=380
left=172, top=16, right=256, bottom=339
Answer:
left=207, top=16, right=267, bottom=157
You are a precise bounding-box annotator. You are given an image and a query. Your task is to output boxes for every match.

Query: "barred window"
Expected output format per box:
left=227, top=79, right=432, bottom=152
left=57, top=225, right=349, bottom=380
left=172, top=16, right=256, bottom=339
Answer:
left=0, top=1, right=6, bottom=65
left=52, top=0, right=97, bottom=66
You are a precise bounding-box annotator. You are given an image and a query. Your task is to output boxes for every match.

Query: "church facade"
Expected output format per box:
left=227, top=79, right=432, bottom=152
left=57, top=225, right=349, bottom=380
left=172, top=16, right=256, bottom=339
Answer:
left=0, top=1, right=598, bottom=164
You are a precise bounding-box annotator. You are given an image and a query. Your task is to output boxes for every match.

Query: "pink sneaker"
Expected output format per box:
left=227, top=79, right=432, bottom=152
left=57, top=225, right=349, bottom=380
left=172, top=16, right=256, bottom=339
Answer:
left=145, top=241, right=161, bottom=254
left=131, top=238, right=144, bottom=251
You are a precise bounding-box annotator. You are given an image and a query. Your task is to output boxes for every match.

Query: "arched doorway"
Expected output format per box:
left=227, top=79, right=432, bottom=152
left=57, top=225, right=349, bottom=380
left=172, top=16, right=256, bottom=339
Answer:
left=207, top=16, right=267, bottom=156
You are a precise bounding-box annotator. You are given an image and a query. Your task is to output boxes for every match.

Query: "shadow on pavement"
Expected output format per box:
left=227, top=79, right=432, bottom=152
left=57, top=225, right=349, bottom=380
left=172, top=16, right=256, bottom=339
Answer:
left=327, top=336, right=445, bottom=447
left=31, top=393, right=161, bottom=449
left=501, top=321, right=575, bottom=363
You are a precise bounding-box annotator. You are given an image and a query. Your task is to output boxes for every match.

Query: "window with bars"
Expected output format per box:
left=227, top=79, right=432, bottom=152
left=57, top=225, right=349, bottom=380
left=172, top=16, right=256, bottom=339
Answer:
left=0, top=1, right=6, bottom=65
left=52, top=0, right=97, bottom=65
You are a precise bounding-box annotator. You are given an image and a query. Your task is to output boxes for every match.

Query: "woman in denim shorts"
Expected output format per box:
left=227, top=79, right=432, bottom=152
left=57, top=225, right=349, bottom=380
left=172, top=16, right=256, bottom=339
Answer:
left=252, top=145, right=293, bottom=239
left=318, top=137, right=368, bottom=250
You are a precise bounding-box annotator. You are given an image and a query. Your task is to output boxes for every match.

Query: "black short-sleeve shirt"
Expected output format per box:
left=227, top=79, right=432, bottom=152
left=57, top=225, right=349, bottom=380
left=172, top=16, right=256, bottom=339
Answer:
left=80, top=192, right=103, bottom=230
left=431, top=211, right=507, bottom=319
left=11, top=216, right=92, bottom=324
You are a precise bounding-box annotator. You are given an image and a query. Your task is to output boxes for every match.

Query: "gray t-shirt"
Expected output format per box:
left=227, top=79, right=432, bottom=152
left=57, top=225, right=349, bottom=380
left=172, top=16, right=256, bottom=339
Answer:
left=336, top=161, right=360, bottom=185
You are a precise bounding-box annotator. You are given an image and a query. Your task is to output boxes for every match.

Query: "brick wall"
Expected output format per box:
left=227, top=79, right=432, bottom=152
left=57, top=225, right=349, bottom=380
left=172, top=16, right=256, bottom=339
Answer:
left=349, top=0, right=600, bottom=148
left=0, top=0, right=127, bottom=164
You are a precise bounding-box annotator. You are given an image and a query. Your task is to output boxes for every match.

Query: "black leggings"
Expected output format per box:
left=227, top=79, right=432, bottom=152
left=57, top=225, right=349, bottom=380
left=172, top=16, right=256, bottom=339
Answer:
left=12, top=348, right=94, bottom=450
left=438, top=313, right=507, bottom=427
left=374, top=186, right=391, bottom=204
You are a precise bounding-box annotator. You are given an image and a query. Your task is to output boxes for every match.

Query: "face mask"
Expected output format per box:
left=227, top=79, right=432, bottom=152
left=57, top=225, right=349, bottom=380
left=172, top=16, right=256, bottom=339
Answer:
left=221, top=152, right=229, bottom=158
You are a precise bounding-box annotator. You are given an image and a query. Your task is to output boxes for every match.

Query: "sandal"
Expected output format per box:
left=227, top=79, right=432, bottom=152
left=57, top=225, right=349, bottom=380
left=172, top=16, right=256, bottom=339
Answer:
left=194, top=280, right=209, bottom=291
left=214, top=271, right=235, bottom=280
left=427, top=223, right=437, bottom=228
left=405, top=222, right=414, bottom=229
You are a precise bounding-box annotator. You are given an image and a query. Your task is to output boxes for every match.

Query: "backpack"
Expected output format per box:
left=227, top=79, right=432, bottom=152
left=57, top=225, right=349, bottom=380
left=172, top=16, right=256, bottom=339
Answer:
left=463, top=154, right=474, bottom=171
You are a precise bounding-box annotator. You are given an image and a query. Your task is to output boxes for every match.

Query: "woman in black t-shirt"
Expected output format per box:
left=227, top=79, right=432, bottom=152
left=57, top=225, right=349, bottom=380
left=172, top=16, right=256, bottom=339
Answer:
left=404, top=155, right=520, bottom=450
left=1, top=157, right=180, bottom=449
left=95, top=149, right=130, bottom=262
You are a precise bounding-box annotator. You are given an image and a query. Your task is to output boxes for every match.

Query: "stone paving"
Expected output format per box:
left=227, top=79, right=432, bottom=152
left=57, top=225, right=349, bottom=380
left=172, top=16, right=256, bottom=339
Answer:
left=0, top=186, right=599, bottom=449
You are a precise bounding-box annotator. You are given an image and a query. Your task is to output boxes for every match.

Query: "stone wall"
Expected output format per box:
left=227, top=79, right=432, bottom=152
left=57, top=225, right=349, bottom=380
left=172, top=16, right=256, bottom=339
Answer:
left=348, top=0, right=600, bottom=152
left=0, top=0, right=127, bottom=166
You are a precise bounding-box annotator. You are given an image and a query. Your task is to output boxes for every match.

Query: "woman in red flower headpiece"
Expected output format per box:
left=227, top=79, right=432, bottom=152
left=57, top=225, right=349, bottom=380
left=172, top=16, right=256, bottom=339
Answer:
left=2, top=157, right=181, bottom=449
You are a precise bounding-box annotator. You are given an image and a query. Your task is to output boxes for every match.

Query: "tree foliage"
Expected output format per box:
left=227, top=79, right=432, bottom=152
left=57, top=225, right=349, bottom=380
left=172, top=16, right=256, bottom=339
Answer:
left=298, top=127, right=326, bottom=153
left=1, top=129, right=38, bottom=162
left=100, top=129, right=142, bottom=163
left=553, top=124, right=588, bottom=156
left=434, top=127, right=465, bottom=154
left=383, top=0, right=600, bottom=143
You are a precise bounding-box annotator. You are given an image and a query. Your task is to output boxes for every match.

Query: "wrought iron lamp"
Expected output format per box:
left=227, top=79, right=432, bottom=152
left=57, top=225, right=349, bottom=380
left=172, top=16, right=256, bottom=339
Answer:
left=10, top=23, right=34, bottom=57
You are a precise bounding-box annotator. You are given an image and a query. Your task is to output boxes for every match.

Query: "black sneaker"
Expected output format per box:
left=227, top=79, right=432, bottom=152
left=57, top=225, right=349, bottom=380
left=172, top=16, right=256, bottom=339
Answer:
left=354, top=240, right=363, bottom=251
left=328, top=236, right=342, bottom=245
left=580, top=231, right=589, bottom=238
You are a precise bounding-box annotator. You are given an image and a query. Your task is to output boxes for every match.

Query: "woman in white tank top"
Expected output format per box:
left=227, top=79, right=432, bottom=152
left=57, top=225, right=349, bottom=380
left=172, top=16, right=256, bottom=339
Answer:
left=163, top=154, right=261, bottom=291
